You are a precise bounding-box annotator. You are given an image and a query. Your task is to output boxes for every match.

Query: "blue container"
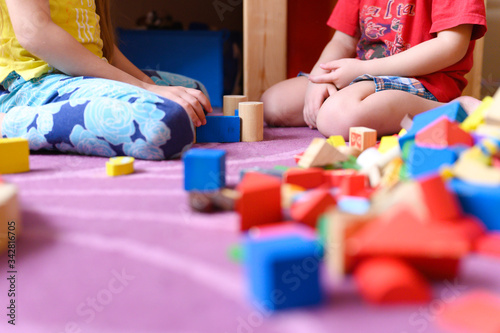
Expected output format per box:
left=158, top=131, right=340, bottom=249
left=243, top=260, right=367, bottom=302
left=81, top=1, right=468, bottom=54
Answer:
left=118, top=29, right=227, bottom=107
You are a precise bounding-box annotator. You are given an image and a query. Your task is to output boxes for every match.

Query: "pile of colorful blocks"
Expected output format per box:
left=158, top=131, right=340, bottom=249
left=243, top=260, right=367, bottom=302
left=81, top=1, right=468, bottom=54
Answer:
left=183, top=89, right=500, bottom=330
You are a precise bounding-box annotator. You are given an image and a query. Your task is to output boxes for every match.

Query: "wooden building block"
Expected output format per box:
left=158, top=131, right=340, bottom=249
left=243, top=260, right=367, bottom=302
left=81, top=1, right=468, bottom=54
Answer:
left=223, top=95, right=248, bottom=116
left=407, top=146, right=458, bottom=177
left=290, top=188, right=336, bottom=228
left=415, top=116, right=473, bottom=148
left=183, top=149, right=226, bottom=192
left=284, top=168, right=326, bottom=189
left=281, top=184, right=306, bottom=209
left=340, top=174, right=368, bottom=197
left=475, top=233, right=500, bottom=258
left=438, top=291, right=500, bottom=333
left=106, top=157, right=134, bottom=177
left=189, top=188, right=240, bottom=213
left=349, top=127, right=377, bottom=151
left=195, top=115, right=241, bottom=143
left=298, top=138, right=348, bottom=168
left=484, top=88, right=500, bottom=125
left=244, top=235, right=323, bottom=311
left=326, top=135, right=346, bottom=147
left=0, top=183, right=21, bottom=253
left=337, top=145, right=362, bottom=158
left=0, top=138, right=29, bottom=174
left=460, top=96, right=493, bottom=131
left=418, top=174, right=463, bottom=220
left=349, top=205, right=470, bottom=280
left=452, top=157, right=500, bottom=186
left=239, top=102, right=264, bottom=142
left=378, top=136, right=399, bottom=153
left=323, top=169, right=357, bottom=188
left=354, top=257, right=432, bottom=304
left=236, top=172, right=282, bottom=231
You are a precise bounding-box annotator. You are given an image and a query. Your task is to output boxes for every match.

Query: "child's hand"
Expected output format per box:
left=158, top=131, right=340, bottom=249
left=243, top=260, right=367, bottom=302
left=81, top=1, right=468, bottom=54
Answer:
left=303, top=81, right=337, bottom=129
left=309, top=59, right=366, bottom=89
left=147, top=85, right=212, bottom=127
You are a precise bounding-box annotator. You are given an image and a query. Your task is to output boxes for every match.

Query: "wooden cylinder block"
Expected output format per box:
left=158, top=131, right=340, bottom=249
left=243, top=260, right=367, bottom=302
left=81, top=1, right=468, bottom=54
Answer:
left=239, top=102, right=264, bottom=142
left=223, top=95, right=248, bottom=116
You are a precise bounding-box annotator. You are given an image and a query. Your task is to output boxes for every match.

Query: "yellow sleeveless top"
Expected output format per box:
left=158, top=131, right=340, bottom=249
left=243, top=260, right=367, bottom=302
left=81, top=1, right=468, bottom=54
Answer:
left=0, top=0, right=105, bottom=83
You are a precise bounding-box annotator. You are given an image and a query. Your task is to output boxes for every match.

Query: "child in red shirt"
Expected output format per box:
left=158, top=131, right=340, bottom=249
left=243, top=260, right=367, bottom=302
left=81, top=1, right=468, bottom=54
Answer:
left=262, top=0, right=487, bottom=138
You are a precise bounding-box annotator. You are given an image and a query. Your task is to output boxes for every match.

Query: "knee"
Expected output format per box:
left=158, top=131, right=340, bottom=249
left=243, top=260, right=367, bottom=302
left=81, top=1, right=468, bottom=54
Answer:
left=261, top=87, right=289, bottom=127
left=316, top=97, right=365, bottom=139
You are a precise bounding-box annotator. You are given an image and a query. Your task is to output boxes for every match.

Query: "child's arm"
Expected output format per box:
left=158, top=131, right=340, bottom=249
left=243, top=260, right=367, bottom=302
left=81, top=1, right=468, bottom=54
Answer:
left=309, top=25, right=473, bottom=89
left=304, top=30, right=358, bottom=128
left=5, top=0, right=211, bottom=127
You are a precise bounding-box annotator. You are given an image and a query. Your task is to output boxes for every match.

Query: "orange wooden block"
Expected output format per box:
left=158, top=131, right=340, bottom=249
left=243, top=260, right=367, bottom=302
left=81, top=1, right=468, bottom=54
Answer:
left=349, top=127, right=377, bottom=151
left=236, top=172, right=282, bottom=231
left=349, top=205, right=470, bottom=280
left=323, top=169, right=357, bottom=188
left=438, top=291, right=500, bottom=333
left=475, top=233, right=500, bottom=259
left=354, top=257, right=432, bottom=304
left=290, top=188, right=336, bottom=228
left=416, top=116, right=474, bottom=148
left=284, top=168, right=326, bottom=189
left=340, top=174, right=368, bottom=197
left=418, top=174, right=463, bottom=221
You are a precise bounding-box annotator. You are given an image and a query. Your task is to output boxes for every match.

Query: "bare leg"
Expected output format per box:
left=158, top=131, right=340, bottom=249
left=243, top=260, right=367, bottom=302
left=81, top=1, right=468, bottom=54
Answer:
left=316, top=81, right=443, bottom=138
left=261, top=76, right=309, bottom=127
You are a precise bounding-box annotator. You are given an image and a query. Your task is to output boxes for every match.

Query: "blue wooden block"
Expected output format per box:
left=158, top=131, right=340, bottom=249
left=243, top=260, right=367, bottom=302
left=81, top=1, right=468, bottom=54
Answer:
left=448, top=179, right=500, bottom=231
left=338, top=196, right=371, bottom=215
left=234, top=109, right=239, bottom=117
left=196, top=115, right=240, bottom=143
left=407, top=146, right=458, bottom=177
left=244, top=235, right=324, bottom=311
left=183, top=148, right=226, bottom=191
left=400, top=102, right=468, bottom=148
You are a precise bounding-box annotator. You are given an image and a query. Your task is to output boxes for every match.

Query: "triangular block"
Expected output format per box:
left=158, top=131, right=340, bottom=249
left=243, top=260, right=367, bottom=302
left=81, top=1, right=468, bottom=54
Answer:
left=298, top=138, right=348, bottom=168
left=416, top=116, right=473, bottom=148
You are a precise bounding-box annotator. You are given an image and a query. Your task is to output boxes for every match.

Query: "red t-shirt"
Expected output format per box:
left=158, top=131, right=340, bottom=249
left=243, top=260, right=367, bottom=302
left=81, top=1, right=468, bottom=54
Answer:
left=327, top=0, right=487, bottom=102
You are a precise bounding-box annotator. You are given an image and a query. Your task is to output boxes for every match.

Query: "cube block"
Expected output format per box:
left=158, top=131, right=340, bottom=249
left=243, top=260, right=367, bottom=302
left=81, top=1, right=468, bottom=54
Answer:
left=183, top=149, right=226, bottom=191
left=0, top=138, right=30, bottom=174
left=195, top=115, right=240, bottom=143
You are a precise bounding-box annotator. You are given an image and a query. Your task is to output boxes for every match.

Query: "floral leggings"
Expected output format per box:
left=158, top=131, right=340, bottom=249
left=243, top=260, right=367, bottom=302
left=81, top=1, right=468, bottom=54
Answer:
left=0, top=70, right=207, bottom=160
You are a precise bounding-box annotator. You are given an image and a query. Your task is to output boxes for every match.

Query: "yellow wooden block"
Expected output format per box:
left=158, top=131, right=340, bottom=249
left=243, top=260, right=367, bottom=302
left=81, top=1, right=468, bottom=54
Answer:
left=0, top=183, right=21, bottom=254
left=461, top=146, right=491, bottom=166
left=378, top=136, right=399, bottom=154
left=106, top=157, right=135, bottom=177
left=326, top=135, right=346, bottom=147
left=460, top=96, right=493, bottom=131
left=0, top=138, right=30, bottom=174
left=398, top=128, right=407, bottom=137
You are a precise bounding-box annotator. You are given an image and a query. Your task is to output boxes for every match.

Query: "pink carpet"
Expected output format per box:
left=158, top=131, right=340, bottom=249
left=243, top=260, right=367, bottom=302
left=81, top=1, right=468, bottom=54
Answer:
left=1, top=127, right=500, bottom=333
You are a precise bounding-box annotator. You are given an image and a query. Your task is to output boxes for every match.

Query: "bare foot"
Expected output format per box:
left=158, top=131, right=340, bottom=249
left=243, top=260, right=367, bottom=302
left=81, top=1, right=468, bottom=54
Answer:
left=452, top=96, right=483, bottom=115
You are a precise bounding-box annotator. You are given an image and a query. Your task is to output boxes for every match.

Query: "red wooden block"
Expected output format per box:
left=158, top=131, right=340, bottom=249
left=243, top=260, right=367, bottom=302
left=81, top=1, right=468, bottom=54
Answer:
left=349, top=205, right=470, bottom=280
left=419, top=174, right=463, bottom=220
left=438, top=291, right=500, bottom=333
left=236, top=172, right=282, bottom=231
left=293, top=152, right=304, bottom=164
left=476, top=233, right=500, bottom=259
left=340, top=174, right=368, bottom=197
left=248, top=222, right=316, bottom=240
left=290, top=188, right=336, bottom=228
left=436, top=216, right=486, bottom=244
left=416, top=116, right=474, bottom=148
left=284, top=168, right=326, bottom=189
left=354, top=257, right=432, bottom=304
left=323, top=169, right=356, bottom=188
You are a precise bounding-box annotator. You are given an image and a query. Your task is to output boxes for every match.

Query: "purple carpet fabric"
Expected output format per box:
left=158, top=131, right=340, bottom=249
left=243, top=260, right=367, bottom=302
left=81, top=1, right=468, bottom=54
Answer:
left=1, top=127, right=500, bottom=333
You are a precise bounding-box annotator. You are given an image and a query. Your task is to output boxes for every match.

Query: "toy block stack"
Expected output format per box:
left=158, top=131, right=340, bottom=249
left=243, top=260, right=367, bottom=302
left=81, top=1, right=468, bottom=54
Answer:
left=195, top=95, right=264, bottom=143
left=182, top=88, right=500, bottom=317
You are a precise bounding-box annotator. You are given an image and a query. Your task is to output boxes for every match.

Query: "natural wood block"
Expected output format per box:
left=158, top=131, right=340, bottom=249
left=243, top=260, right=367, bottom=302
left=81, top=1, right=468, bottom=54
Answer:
left=0, top=183, right=21, bottom=253
left=223, top=95, right=248, bottom=116
left=349, top=127, right=377, bottom=151
left=239, top=102, right=264, bottom=142
left=298, top=138, right=348, bottom=168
